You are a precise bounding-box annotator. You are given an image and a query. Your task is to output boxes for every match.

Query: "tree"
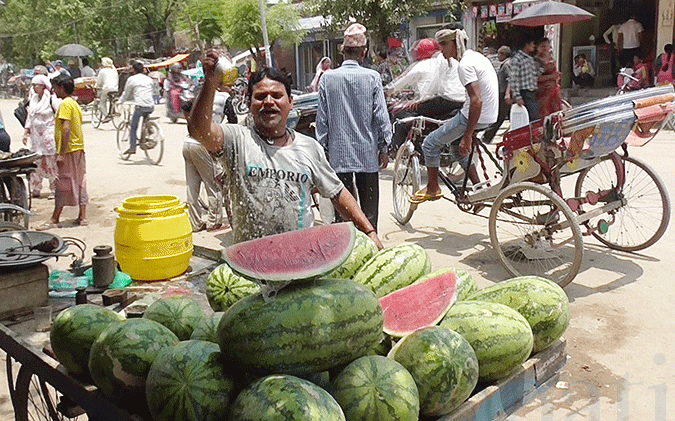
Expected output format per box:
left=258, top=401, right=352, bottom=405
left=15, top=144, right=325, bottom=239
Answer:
left=308, top=0, right=462, bottom=49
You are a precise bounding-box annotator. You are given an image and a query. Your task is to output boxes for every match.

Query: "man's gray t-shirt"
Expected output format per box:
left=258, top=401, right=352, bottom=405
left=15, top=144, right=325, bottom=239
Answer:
left=219, top=123, right=344, bottom=243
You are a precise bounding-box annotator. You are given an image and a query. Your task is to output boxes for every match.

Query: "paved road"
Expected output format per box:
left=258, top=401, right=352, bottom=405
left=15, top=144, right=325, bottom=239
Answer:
left=0, top=96, right=673, bottom=420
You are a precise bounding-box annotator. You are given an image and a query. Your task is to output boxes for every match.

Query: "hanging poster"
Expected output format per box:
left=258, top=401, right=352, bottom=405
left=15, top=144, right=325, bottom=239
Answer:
left=506, top=2, right=513, bottom=15
left=472, top=6, right=479, bottom=18
left=481, top=5, right=489, bottom=19
left=489, top=4, right=497, bottom=17
left=496, top=3, right=511, bottom=23
left=513, top=4, right=522, bottom=15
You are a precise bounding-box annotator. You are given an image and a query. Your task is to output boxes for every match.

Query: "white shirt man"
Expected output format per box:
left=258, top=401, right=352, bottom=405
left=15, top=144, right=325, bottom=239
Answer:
left=618, top=16, right=643, bottom=67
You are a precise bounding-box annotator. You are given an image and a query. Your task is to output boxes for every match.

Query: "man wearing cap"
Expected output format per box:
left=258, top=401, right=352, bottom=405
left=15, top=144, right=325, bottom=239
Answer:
left=96, top=57, right=119, bottom=122
left=410, top=28, right=498, bottom=204
left=316, top=23, right=392, bottom=231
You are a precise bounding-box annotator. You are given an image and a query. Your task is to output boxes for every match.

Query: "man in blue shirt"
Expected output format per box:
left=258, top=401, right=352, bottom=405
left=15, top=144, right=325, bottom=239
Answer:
left=316, top=23, right=392, bottom=230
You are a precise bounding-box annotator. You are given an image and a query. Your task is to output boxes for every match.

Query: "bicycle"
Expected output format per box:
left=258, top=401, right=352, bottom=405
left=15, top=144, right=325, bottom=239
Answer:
left=91, top=91, right=122, bottom=129
left=116, top=103, right=164, bottom=165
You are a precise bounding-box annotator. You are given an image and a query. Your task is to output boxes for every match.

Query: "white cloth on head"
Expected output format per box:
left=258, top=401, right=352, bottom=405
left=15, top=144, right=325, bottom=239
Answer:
left=457, top=50, right=498, bottom=125
left=310, top=57, right=330, bottom=92
left=31, top=75, right=51, bottom=90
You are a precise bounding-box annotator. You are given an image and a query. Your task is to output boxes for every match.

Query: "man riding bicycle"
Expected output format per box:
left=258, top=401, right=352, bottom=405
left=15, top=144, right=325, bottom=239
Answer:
left=410, top=28, right=498, bottom=204
left=118, top=61, right=155, bottom=155
left=95, top=57, right=118, bottom=121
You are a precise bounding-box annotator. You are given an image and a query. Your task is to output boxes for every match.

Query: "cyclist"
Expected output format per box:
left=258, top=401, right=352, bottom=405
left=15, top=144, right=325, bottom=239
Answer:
left=410, top=28, right=498, bottom=204
left=118, top=61, right=155, bottom=155
left=95, top=57, right=118, bottom=121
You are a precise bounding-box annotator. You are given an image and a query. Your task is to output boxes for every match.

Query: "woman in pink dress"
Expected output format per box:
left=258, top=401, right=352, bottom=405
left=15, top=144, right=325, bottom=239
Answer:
left=534, top=37, right=562, bottom=118
left=22, top=75, right=58, bottom=198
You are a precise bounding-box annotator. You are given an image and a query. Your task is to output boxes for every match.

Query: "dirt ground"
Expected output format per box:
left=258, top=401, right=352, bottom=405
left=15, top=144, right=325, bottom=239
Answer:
left=1, top=95, right=673, bottom=420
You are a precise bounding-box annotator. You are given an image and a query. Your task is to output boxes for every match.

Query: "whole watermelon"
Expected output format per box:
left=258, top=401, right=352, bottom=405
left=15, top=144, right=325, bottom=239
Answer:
left=88, top=319, right=179, bottom=407
left=326, top=230, right=378, bottom=279
left=206, top=263, right=259, bottom=311
left=50, top=304, right=125, bottom=379
left=415, top=268, right=479, bottom=301
left=467, top=276, right=570, bottom=352
left=143, top=295, right=206, bottom=340
left=332, top=355, right=419, bottom=421
left=190, top=312, right=224, bottom=343
left=228, top=374, right=345, bottom=420
left=353, top=243, right=431, bottom=297
left=146, top=340, right=234, bottom=421
left=217, top=279, right=383, bottom=375
left=440, top=301, right=534, bottom=382
left=388, top=326, right=478, bottom=417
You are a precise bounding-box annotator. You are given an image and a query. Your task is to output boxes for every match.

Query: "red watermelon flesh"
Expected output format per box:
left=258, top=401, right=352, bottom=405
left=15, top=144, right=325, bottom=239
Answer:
left=222, top=222, right=356, bottom=282
left=380, top=271, right=458, bottom=337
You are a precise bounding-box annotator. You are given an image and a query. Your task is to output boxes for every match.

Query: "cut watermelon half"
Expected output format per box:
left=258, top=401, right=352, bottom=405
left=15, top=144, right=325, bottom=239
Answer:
left=380, top=270, right=458, bottom=337
left=222, top=222, right=356, bottom=282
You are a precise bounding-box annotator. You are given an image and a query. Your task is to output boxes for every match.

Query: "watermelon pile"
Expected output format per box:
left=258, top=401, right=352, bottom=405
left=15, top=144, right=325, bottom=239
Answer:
left=50, top=224, right=570, bottom=420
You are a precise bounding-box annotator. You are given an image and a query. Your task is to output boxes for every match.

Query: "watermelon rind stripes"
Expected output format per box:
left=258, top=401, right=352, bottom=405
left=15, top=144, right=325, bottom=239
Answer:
left=206, top=263, right=260, bottom=311
left=353, top=243, right=431, bottom=298
left=146, top=340, right=234, bottom=421
left=190, top=312, right=224, bottom=343
left=50, top=304, right=125, bottom=379
left=326, top=230, right=378, bottom=279
left=88, top=319, right=179, bottom=408
left=416, top=267, right=479, bottom=301
left=440, top=301, right=534, bottom=382
left=217, top=279, right=383, bottom=375
left=467, top=276, right=570, bottom=352
left=332, top=355, right=420, bottom=421
left=228, top=374, right=346, bottom=421
left=222, top=222, right=356, bottom=282
left=143, top=295, right=206, bottom=341
left=388, top=326, right=478, bottom=417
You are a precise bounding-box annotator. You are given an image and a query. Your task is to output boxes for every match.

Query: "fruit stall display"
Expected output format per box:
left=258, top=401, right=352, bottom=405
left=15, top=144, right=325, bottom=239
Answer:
left=48, top=222, right=571, bottom=420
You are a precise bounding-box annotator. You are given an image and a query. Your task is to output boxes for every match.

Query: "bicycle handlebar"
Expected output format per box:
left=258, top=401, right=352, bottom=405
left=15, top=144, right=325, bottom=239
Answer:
left=393, top=115, right=448, bottom=127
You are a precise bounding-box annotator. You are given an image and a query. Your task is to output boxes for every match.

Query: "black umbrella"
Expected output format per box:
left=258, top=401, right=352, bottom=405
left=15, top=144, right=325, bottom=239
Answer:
left=55, top=44, right=94, bottom=57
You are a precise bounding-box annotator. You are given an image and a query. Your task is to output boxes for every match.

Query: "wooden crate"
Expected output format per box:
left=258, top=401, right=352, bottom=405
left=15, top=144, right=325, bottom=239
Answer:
left=0, top=264, right=49, bottom=320
left=439, top=339, right=567, bottom=421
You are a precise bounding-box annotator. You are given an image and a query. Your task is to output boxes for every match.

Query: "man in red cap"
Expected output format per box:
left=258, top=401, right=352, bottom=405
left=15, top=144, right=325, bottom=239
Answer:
left=316, top=23, right=392, bottom=231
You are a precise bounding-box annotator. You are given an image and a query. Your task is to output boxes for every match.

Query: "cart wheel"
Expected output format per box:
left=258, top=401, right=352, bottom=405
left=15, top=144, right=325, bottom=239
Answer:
left=116, top=121, right=131, bottom=161
left=141, top=120, right=164, bottom=165
left=392, top=141, right=421, bottom=225
left=489, top=182, right=583, bottom=288
left=0, top=174, right=29, bottom=226
left=91, top=101, right=103, bottom=129
left=575, top=154, right=670, bottom=252
left=13, top=363, right=85, bottom=420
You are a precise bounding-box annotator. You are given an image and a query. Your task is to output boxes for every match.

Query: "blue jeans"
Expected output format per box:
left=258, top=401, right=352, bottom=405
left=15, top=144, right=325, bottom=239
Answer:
left=130, top=105, right=154, bottom=150
left=422, top=112, right=489, bottom=170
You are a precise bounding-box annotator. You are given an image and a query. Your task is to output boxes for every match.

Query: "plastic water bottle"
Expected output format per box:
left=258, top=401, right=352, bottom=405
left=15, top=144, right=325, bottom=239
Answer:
left=510, top=104, right=530, bottom=130
left=216, top=56, right=239, bottom=86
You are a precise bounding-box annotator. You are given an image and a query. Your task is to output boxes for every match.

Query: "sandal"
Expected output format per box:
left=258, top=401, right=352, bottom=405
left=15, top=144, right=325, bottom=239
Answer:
left=409, top=190, right=444, bottom=205
left=76, top=218, right=89, bottom=226
left=36, top=220, right=58, bottom=231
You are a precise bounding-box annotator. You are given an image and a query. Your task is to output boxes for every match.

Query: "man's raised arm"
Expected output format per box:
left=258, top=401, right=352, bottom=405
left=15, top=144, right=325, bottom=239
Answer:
left=188, top=50, right=225, bottom=154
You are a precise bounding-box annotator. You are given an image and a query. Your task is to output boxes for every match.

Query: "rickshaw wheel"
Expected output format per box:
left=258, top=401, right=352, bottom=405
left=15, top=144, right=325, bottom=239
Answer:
left=11, top=360, right=85, bottom=420
left=575, top=154, right=670, bottom=252
left=392, top=141, right=421, bottom=225
left=489, top=182, right=583, bottom=288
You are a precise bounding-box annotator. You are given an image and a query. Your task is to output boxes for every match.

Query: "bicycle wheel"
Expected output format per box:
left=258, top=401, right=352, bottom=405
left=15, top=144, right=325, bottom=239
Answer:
left=110, top=101, right=123, bottom=130
left=489, top=182, right=583, bottom=287
left=392, top=141, right=421, bottom=225
left=142, top=120, right=164, bottom=165
left=116, top=121, right=131, bottom=160
left=574, top=154, right=670, bottom=252
left=90, top=100, right=103, bottom=129
left=14, top=364, right=85, bottom=420
left=0, top=174, right=29, bottom=226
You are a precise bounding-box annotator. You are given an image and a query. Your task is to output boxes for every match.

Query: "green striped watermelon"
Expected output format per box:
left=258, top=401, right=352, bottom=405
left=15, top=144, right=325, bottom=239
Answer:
left=326, top=230, right=378, bottom=279
left=388, top=326, right=478, bottom=417
left=217, top=279, right=383, bottom=375
left=415, top=268, right=479, bottom=301
left=222, top=222, right=356, bottom=282
left=368, top=334, right=393, bottom=356
left=88, top=319, right=179, bottom=407
left=467, top=276, right=570, bottom=352
left=206, top=263, right=260, bottom=311
left=353, top=243, right=431, bottom=298
left=190, top=312, right=224, bottom=343
left=50, top=304, right=125, bottom=379
left=228, top=374, right=345, bottom=420
left=332, top=355, right=419, bottom=421
left=146, top=340, right=234, bottom=421
left=440, top=301, right=534, bottom=382
left=143, top=295, right=206, bottom=340
left=380, top=269, right=458, bottom=337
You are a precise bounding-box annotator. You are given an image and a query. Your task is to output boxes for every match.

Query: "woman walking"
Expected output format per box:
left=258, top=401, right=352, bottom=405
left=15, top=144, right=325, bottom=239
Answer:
left=22, top=75, right=58, bottom=198
left=309, top=57, right=331, bottom=92
left=534, top=38, right=562, bottom=118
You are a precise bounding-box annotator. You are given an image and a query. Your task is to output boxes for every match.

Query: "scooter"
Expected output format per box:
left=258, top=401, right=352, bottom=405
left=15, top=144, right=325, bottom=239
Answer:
left=165, top=81, right=195, bottom=123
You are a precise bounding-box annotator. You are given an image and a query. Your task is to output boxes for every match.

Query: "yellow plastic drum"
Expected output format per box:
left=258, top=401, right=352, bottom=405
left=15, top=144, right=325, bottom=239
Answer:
left=114, top=196, right=193, bottom=281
